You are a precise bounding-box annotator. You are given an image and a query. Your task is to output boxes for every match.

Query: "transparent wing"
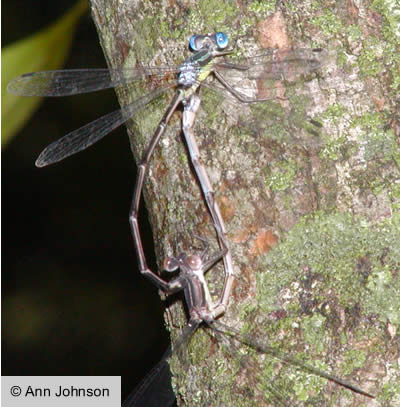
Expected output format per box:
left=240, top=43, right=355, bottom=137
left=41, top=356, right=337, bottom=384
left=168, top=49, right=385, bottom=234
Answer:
left=122, top=321, right=200, bottom=407
left=195, top=321, right=301, bottom=406
left=200, top=79, right=326, bottom=152
left=35, top=85, right=174, bottom=167
left=7, top=49, right=326, bottom=97
left=122, top=347, right=175, bottom=407
left=216, top=48, right=328, bottom=82
left=209, top=321, right=374, bottom=405
left=7, top=66, right=181, bottom=96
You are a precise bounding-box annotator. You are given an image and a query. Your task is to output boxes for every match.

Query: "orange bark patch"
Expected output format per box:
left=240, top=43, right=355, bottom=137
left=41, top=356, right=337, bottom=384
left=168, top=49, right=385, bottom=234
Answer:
left=231, top=228, right=250, bottom=244
left=249, top=229, right=278, bottom=256
left=256, top=11, right=290, bottom=49
left=218, top=195, right=235, bottom=221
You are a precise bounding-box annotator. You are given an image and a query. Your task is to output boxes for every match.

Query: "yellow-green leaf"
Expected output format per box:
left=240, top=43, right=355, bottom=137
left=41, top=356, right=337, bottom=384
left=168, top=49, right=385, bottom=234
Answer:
left=2, top=0, right=88, bottom=147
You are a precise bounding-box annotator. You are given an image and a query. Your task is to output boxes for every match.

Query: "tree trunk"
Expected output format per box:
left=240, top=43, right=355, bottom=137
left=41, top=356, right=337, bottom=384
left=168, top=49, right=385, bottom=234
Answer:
left=89, top=1, right=399, bottom=406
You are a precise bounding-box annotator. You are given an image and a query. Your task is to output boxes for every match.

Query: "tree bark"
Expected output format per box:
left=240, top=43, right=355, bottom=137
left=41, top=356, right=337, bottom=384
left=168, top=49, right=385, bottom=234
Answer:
left=89, top=1, right=399, bottom=406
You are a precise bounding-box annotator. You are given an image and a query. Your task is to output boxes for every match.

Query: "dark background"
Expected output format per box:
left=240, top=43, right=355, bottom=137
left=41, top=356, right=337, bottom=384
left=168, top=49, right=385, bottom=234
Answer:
left=3, top=0, right=170, bottom=402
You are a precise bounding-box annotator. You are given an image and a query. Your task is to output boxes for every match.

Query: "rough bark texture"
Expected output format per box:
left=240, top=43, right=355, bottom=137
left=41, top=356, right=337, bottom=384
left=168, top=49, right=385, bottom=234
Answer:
left=90, top=1, right=399, bottom=406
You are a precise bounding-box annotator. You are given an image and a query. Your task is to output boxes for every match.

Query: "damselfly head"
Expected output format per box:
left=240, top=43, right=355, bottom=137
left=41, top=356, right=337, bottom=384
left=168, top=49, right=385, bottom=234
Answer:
left=189, top=32, right=229, bottom=52
left=163, top=253, right=202, bottom=272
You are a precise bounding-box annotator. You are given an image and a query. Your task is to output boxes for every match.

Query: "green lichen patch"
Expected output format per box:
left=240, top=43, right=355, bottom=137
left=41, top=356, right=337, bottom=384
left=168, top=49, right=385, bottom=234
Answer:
left=185, top=0, right=239, bottom=39
left=372, top=0, right=400, bottom=41
left=310, top=9, right=345, bottom=37
left=256, top=211, right=400, bottom=321
left=248, top=1, right=277, bottom=18
left=265, top=158, right=298, bottom=192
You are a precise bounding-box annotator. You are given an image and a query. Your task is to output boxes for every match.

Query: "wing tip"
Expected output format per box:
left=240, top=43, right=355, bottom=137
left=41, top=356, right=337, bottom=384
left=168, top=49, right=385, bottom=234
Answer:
left=35, top=155, right=48, bottom=167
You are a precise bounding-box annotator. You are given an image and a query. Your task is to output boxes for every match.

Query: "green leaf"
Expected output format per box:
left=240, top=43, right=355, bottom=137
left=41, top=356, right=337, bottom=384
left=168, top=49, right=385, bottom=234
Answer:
left=1, top=0, right=88, bottom=147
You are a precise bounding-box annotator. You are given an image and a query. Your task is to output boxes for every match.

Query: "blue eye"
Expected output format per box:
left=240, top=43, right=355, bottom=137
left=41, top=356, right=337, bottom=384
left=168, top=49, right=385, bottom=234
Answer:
left=189, top=35, right=199, bottom=51
left=215, top=32, right=228, bottom=49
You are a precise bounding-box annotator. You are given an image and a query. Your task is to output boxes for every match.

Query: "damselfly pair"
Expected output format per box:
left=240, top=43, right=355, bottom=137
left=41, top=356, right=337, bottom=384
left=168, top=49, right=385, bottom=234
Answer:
left=8, top=32, right=374, bottom=405
left=8, top=32, right=327, bottom=319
